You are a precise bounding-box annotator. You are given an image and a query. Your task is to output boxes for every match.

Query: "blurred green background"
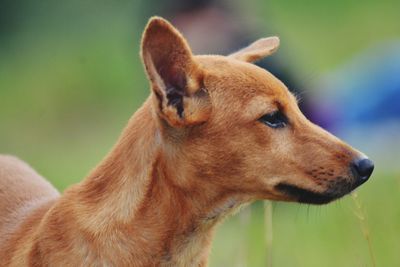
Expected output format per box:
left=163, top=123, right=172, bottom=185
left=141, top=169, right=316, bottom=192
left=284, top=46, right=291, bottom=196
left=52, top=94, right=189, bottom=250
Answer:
left=1, top=0, right=399, bottom=266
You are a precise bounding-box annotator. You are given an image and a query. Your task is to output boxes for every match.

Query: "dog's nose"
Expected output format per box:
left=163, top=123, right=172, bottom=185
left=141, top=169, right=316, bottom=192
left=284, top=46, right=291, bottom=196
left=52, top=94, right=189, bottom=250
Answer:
left=351, top=158, right=374, bottom=186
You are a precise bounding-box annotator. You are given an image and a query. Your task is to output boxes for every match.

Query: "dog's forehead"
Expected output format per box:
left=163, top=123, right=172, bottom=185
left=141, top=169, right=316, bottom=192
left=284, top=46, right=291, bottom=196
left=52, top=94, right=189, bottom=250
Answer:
left=195, top=55, right=293, bottom=121
left=196, top=56, right=287, bottom=97
left=196, top=55, right=290, bottom=113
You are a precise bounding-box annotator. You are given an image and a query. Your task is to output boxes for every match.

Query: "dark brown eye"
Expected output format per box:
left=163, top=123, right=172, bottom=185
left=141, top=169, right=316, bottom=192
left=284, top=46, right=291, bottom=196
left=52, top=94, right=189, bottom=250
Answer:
left=259, top=111, right=288, bottom=128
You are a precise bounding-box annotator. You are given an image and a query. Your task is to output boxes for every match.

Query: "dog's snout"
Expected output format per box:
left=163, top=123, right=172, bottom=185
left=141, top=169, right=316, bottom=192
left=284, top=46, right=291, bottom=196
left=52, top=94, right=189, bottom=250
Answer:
left=351, top=158, right=374, bottom=186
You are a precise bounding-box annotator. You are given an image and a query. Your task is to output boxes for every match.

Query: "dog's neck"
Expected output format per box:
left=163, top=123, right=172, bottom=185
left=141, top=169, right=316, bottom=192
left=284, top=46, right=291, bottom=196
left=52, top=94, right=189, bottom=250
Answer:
left=64, top=98, right=242, bottom=265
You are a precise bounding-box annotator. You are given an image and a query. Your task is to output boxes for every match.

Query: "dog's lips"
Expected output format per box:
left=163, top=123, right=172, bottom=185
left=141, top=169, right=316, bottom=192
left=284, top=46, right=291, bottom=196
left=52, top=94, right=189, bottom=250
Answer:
left=275, top=183, right=340, bottom=205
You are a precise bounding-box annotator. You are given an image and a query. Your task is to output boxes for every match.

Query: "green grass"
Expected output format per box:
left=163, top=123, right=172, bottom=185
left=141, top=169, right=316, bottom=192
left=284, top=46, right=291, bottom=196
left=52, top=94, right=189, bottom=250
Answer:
left=0, top=1, right=399, bottom=266
left=211, top=173, right=400, bottom=267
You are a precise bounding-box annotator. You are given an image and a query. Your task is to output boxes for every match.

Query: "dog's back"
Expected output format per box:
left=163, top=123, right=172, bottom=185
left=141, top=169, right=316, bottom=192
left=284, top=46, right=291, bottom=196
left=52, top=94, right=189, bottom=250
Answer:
left=0, top=155, right=59, bottom=258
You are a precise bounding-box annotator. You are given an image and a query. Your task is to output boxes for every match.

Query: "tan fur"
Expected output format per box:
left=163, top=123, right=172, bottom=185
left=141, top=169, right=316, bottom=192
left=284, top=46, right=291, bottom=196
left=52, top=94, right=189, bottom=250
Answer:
left=0, top=17, right=368, bottom=266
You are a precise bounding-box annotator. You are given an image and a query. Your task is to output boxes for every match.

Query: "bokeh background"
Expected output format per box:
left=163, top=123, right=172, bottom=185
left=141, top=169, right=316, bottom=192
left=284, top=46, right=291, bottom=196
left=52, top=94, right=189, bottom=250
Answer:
left=1, top=0, right=399, bottom=266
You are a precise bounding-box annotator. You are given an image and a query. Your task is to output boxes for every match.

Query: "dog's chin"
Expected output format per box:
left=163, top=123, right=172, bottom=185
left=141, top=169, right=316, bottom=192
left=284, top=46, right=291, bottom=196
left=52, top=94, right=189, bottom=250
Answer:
left=275, top=183, right=344, bottom=205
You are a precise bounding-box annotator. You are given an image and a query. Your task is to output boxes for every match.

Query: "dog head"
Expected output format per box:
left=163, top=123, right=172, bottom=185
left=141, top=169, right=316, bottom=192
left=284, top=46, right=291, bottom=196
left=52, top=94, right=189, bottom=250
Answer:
left=140, top=17, right=373, bottom=205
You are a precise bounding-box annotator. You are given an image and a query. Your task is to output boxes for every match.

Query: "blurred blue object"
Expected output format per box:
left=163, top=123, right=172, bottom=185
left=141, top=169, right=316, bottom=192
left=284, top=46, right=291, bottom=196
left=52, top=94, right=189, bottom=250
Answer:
left=313, top=40, right=400, bottom=132
left=311, top=40, right=400, bottom=171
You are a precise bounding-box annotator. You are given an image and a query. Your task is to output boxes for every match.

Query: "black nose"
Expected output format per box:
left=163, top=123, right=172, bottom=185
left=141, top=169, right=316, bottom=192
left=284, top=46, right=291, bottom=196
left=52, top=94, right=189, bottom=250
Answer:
left=351, top=158, right=374, bottom=186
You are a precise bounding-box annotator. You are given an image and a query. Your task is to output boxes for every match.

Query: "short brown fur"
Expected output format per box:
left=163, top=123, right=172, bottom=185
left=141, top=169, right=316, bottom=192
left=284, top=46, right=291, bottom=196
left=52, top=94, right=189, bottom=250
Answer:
left=0, top=17, right=369, bottom=266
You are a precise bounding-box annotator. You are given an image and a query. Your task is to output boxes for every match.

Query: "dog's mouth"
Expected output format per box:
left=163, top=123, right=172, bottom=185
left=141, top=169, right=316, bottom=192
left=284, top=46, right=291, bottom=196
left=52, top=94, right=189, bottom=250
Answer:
left=275, top=183, right=339, bottom=205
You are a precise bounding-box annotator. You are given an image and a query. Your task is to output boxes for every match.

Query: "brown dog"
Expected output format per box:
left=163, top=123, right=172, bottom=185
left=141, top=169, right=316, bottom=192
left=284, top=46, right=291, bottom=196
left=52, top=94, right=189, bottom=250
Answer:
left=0, top=17, right=374, bottom=266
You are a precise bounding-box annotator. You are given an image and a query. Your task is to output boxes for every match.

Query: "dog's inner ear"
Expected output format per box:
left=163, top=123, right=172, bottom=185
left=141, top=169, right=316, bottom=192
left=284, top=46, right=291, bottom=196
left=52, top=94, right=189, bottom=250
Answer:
left=141, top=17, right=211, bottom=127
left=229, top=37, right=280, bottom=63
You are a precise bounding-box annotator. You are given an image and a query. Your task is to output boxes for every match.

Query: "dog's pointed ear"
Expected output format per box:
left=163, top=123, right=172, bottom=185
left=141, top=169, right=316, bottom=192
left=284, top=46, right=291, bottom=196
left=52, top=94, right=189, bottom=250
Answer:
left=141, top=17, right=211, bottom=127
left=229, top=37, right=280, bottom=63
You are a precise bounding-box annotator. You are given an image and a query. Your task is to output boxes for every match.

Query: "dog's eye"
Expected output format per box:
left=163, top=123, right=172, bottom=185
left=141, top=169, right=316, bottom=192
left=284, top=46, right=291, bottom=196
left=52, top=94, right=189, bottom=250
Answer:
left=259, top=111, right=288, bottom=128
